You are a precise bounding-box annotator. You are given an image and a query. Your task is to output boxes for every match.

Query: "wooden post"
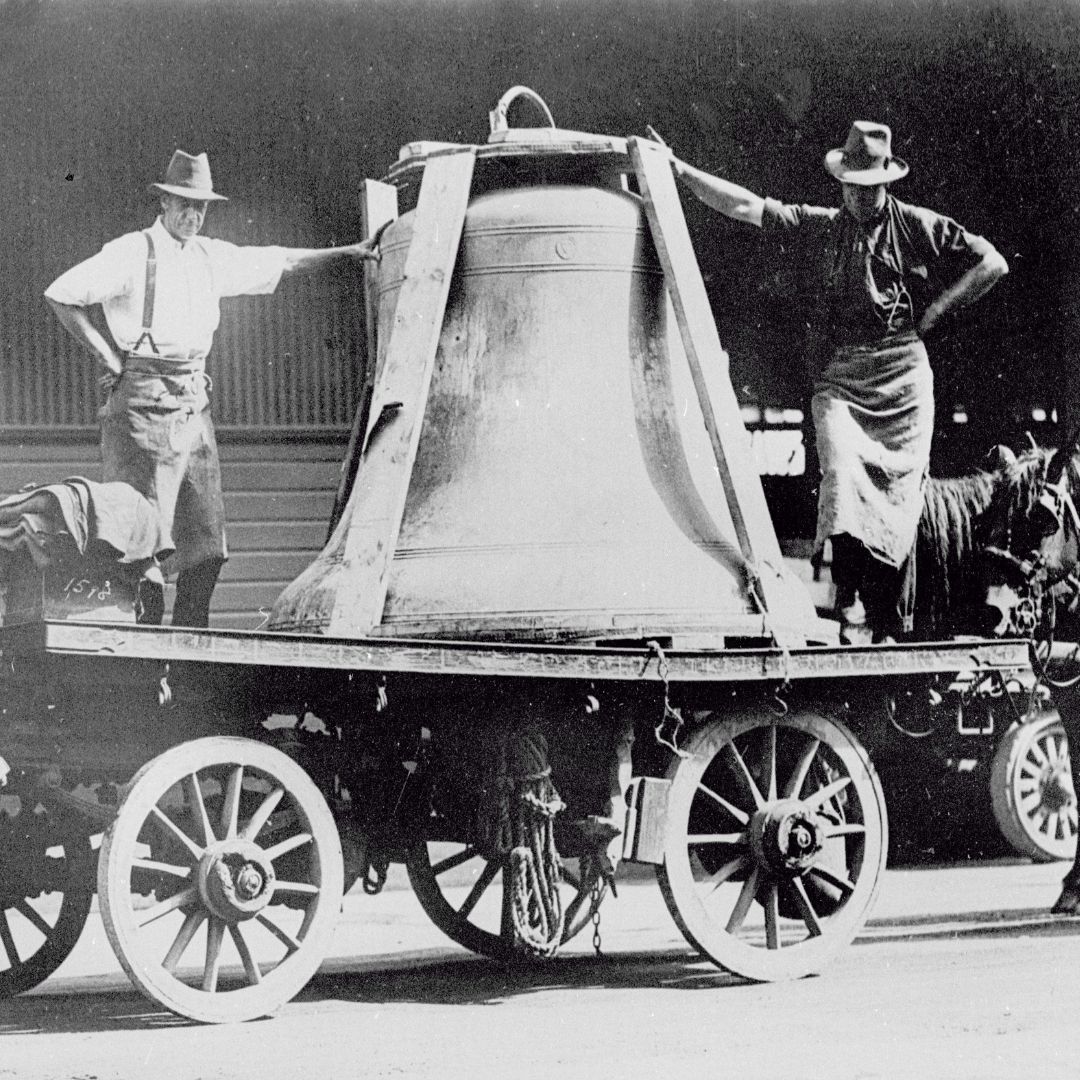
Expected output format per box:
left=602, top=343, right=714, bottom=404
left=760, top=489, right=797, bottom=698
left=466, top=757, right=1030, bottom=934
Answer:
left=328, top=148, right=477, bottom=635
left=327, top=180, right=399, bottom=540
left=629, top=136, right=807, bottom=644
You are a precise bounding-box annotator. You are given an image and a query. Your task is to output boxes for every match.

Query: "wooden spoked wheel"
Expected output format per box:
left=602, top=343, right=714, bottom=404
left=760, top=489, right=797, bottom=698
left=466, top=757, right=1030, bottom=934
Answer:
left=98, top=737, right=344, bottom=1023
left=658, top=709, right=887, bottom=982
left=991, top=709, right=1077, bottom=863
left=0, top=798, right=95, bottom=998
left=406, top=841, right=606, bottom=960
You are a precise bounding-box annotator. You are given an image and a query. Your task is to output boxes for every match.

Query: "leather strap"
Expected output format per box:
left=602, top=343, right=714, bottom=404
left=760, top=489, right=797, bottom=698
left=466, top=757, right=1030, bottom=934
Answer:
left=131, top=231, right=159, bottom=356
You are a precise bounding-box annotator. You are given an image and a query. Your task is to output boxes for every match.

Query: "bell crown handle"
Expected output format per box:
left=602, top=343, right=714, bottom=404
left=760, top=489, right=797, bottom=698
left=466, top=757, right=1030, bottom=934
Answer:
left=489, top=86, right=556, bottom=134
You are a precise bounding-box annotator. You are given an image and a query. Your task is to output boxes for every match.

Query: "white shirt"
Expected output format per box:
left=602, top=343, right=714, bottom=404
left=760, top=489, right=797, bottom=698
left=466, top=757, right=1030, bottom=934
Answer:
left=45, top=217, right=287, bottom=361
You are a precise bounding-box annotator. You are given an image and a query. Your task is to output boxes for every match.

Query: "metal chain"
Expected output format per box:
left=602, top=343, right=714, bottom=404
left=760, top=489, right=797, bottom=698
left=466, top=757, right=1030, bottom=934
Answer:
left=591, top=880, right=603, bottom=956
left=645, top=640, right=691, bottom=759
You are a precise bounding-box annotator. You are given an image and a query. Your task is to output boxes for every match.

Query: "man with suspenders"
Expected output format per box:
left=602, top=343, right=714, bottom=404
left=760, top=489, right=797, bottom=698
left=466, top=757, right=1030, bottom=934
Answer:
left=45, top=150, right=378, bottom=626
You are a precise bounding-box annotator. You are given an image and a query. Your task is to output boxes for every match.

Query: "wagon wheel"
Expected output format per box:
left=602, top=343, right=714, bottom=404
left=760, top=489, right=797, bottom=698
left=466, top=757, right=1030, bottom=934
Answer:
left=0, top=797, right=96, bottom=997
left=991, top=709, right=1077, bottom=863
left=98, top=737, right=344, bottom=1023
left=405, top=841, right=606, bottom=960
left=658, top=708, right=887, bottom=982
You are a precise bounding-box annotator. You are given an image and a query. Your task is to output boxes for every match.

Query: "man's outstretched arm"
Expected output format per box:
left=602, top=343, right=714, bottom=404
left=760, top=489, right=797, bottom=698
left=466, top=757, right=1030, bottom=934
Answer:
left=671, top=158, right=766, bottom=228
left=281, top=235, right=381, bottom=275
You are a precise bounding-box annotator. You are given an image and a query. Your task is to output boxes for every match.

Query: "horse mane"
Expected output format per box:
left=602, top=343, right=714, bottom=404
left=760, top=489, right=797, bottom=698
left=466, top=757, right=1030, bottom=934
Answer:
left=913, top=448, right=1051, bottom=638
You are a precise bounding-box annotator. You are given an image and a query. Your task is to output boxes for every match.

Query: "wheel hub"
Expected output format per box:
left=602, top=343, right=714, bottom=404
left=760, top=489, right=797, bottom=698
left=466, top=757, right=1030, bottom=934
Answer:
left=197, top=841, right=277, bottom=923
left=751, top=799, right=827, bottom=874
left=1041, top=764, right=1076, bottom=812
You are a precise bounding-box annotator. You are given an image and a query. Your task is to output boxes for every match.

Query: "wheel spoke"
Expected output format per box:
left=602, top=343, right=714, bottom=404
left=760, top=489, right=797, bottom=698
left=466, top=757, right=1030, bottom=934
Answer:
left=802, top=776, right=852, bottom=813
left=782, top=737, right=822, bottom=800
left=256, top=912, right=302, bottom=955
left=132, top=857, right=193, bottom=880
left=229, top=924, right=262, bottom=986
left=824, top=822, right=866, bottom=839
left=458, top=858, right=500, bottom=919
left=724, top=866, right=760, bottom=933
left=183, top=772, right=216, bottom=848
left=687, top=832, right=748, bottom=846
left=0, top=910, right=20, bottom=966
left=273, top=880, right=320, bottom=897
left=763, top=884, right=781, bottom=950
left=162, top=908, right=206, bottom=973
left=707, top=855, right=749, bottom=892
left=220, top=765, right=244, bottom=840
left=150, top=805, right=204, bottom=861
left=697, top=782, right=751, bottom=825
left=766, top=724, right=778, bottom=802
left=203, top=917, right=226, bottom=992
left=139, top=885, right=199, bottom=928
left=808, top=862, right=856, bottom=896
left=1020, top=791, right=1043, bottom=813
left=241, top=786, right=286, bottom=842
left=13, top=899, right=53, bottom=939
left=786, top=878, right=824, bottom=937
left=263, top=831, right=313, bottom=863
left=723, top=741, right=766, bottom=811
left=431, top=845, right=482, bottom=876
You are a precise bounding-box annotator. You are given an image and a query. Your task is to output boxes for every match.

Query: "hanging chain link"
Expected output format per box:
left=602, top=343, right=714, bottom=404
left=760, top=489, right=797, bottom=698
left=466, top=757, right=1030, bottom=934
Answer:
left=646, top=640, right=691, bottom=759
left=591, top=879, right=603, bottom=956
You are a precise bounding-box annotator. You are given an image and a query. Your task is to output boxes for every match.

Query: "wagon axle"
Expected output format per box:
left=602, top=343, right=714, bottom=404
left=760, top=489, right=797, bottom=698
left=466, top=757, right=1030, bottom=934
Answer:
left=199, top=844, right=277, bottom=923
left=752, top=801, right=828, bottom=875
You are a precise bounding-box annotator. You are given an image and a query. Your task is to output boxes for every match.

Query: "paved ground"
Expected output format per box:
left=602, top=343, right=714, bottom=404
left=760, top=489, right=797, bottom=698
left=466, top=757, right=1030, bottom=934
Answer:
left=3, top=858, right=1080, bottom=1080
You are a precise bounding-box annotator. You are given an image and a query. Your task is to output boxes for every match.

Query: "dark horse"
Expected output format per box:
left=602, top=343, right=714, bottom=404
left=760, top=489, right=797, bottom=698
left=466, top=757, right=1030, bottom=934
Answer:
left=912, top=442, right=1066, bottom=641
left=915, top=429, right=1080, bottom=912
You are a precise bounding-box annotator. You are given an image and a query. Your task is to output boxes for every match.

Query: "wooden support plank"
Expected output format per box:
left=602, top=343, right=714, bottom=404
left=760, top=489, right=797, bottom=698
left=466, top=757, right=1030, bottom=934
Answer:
left=12, top=621, right=1031, bottom=686
left=330, top=149, right=476, bottom=634
left=629, top=137, right=780, bottom=564
left=628, top=137, right=807, bottom=644
left=327, top=179, right=400, bottom=539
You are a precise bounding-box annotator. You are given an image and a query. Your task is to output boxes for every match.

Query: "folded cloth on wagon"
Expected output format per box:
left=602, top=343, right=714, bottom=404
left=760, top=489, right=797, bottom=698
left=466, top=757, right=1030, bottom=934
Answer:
left=0, top=477, right=173, bottom=583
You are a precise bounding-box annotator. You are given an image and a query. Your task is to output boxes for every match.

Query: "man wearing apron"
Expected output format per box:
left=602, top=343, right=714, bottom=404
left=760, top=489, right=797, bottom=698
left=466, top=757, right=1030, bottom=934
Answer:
left=667, top=122, right=1009, bottom=641
left=45, top=150, right=379, bottom=626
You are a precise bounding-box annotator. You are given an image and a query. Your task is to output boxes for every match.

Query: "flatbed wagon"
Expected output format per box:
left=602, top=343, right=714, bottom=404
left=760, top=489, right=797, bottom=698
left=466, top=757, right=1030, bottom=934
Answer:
left=0, top=88, right=1048, bottom=1022
left=0, top=620, right=1028, bottom=1021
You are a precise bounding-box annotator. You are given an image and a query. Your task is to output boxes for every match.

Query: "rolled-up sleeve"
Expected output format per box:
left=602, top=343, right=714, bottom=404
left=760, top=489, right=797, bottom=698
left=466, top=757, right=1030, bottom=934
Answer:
left=761, top=199, right=838, bottom=233
left=901, top=204, right=989, bottom=276
left=44, top=234, right=140, bottom=307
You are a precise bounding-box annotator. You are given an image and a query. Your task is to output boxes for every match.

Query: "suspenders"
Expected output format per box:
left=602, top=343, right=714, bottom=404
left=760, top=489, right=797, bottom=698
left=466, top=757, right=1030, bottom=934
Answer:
left=130, top=231, right=160, bottom=357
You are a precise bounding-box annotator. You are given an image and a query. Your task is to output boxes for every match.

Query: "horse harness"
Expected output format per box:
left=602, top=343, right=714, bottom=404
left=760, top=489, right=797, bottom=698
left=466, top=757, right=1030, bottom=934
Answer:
left=985, top=456, right=1080, bottom=635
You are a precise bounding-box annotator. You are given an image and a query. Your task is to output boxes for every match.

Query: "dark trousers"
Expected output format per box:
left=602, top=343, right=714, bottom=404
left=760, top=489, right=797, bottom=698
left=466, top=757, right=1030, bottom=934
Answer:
left=172, top=558, right=225, bottom=628
left=831, top=533, right=915, bottom=640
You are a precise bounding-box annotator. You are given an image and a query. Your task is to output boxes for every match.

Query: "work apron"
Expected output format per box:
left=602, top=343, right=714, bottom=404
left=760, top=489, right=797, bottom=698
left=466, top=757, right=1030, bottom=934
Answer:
left=812, top=331, right=933, bottom=570
left=98, top=232, right=227, bottom=577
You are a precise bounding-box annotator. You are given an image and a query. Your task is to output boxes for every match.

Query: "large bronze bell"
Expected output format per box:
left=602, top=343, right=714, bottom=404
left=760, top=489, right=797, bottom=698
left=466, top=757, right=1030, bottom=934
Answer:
left=270, top=90, right=827, bottom=646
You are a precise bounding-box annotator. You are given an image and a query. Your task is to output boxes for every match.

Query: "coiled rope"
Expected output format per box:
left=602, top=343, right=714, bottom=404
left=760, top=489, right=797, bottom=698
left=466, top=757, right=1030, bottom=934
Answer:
left=477, top=724, right=565, bottom=958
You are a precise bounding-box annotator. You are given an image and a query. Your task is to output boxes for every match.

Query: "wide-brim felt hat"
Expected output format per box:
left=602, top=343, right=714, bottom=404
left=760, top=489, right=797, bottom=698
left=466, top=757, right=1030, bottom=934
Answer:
left=825, top=121, right=909, bottom=186
left=149, top=150, right=228, bottom=201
